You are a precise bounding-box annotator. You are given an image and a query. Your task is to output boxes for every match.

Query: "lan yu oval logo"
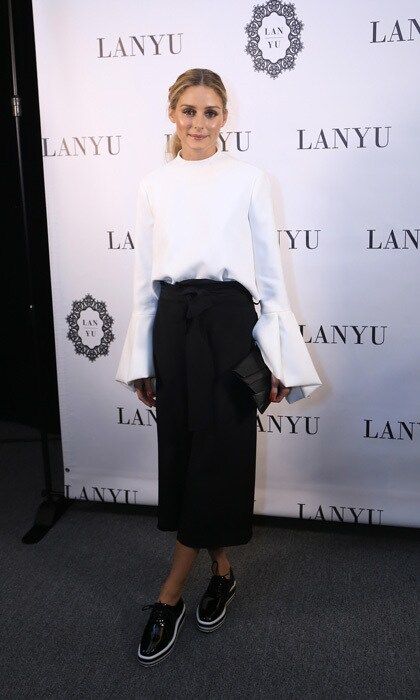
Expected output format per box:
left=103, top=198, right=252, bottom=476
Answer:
left=245, top=1, right=304, bottom=78
left=66, top=293, right=114, bottom=361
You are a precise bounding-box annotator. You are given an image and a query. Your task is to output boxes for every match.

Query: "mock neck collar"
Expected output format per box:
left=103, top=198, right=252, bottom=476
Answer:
left=175, top=142, right=225, bottom=167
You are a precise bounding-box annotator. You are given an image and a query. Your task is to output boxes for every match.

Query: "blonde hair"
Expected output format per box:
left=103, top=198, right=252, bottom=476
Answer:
left=166, top=68, right=227, bottom=160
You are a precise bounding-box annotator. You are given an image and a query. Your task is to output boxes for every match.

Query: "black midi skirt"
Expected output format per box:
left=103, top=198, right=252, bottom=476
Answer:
left=152, top=278, right=259, bottom=549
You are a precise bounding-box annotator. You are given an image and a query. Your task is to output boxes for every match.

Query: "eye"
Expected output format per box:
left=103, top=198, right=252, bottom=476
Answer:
left=182, top=109, right=218, bottom=118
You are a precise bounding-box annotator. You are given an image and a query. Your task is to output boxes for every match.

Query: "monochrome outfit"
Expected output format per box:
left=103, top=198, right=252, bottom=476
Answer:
left=116, top=143, right=322, bottom=548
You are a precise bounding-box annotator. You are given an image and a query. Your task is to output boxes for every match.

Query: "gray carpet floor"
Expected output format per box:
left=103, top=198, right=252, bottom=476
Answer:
left=0, top=421, right=418, bottom=699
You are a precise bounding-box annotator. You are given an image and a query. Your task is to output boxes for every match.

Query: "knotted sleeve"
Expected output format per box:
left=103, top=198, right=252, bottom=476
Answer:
left=115, top=179, right=158, bottom=391
left=248, top=170, right=322, bottom=403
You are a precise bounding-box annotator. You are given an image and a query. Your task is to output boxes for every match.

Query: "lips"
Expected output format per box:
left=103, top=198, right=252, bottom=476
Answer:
left=189, top=135, right=207, bottom=140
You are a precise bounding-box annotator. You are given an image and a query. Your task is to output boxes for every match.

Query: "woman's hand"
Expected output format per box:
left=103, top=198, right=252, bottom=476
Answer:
left=133, top=377, right=156, bottom=407
left=270, top=374, right=291, bottom=403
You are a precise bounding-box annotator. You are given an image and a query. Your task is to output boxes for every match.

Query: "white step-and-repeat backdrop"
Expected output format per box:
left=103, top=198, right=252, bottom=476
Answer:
left=32, top=1, right=419, bottom=527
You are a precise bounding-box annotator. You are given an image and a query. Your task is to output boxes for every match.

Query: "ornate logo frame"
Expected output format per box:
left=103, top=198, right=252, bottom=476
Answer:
left=245, top=1, right=304, bottom=78
left=66, top=293, right=114, bottom=361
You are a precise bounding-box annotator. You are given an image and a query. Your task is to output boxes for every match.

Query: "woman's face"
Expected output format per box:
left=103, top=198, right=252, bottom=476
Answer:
left=169, top=85, right=227, bottom=160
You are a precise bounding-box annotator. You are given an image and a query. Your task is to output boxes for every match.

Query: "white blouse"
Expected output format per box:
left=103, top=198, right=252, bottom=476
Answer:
left=115, top=143, right=322, bottom=404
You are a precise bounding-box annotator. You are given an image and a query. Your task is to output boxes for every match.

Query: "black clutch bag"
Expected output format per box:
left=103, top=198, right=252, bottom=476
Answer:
left=231, top=343, right=272, bottom=414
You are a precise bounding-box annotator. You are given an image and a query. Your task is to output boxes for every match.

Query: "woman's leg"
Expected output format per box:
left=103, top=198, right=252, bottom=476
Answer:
left=207, top=546, right=231, bottom=577
left=158, top=539, right=200, bottom=605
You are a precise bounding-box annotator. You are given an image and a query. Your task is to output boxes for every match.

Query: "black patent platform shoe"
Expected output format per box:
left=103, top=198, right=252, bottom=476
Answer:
left=196, top=561, right=236, bottom=632
left=138, top=597, right=186, bottom=666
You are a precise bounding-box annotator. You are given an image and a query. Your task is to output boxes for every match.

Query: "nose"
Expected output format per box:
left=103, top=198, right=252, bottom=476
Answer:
left=192, top=118, right=205, bottom=131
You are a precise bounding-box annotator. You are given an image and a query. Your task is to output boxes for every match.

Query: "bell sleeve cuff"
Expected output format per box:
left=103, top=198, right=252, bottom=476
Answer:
left=252, top=309, right=322, bottom=404
left=115, top=309, right=157, bottom=391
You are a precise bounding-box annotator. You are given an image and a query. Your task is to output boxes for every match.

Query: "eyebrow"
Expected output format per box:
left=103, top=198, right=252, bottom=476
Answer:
left=179, top=104, right=221, bottom=109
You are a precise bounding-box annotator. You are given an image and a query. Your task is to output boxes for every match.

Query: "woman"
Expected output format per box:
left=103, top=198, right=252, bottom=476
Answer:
left=116, top=68, right=322, bottom=666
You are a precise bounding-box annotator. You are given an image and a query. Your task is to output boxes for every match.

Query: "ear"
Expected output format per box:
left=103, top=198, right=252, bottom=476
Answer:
left=168, top=107, right=175, bottom=124
left=222, top=109, right=228, bottom=128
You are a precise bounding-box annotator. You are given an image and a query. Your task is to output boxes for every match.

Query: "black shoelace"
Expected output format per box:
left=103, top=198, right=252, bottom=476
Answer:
left=142, top=601, right=176, bottom=625
left=206, top=561, right=232, bottom=598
